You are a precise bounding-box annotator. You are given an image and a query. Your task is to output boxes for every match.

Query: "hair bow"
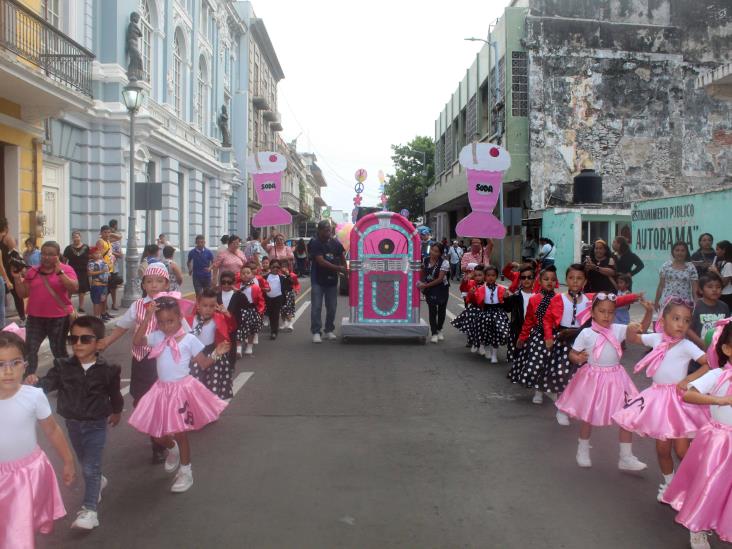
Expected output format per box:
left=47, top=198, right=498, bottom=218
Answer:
left=2, top=323, right=26, bottom=341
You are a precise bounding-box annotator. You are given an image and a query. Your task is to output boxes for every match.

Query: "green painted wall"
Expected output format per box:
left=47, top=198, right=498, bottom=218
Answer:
left=541, top=209, right=579, bottom=284
left=631, top=188, right=732, bottom=298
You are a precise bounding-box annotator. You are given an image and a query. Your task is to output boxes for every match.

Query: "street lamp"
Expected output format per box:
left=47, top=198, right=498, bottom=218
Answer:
left=121, top=81, right=144, bottom=307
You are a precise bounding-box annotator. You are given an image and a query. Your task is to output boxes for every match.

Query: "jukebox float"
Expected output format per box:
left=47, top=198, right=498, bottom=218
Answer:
left=341, top=211, right=430, bottom=341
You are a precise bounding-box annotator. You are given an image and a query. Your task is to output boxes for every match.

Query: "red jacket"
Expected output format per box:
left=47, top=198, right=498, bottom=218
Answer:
left=542, top=292, right=640, bottom=340
left=518, top=292, right=554, bottom=342
left=503, top=264, right=558, bottom=293
left=289, top=272, right=301, bottom=293
left=185, top=310, right=236, bottom=344
left=469, top=284, right=508, bottom=307
left=240, top=283, right=266, bottom=316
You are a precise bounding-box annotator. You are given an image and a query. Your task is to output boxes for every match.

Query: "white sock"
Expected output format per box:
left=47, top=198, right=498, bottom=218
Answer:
left=619, top=442, right=633, bottom=458
left=578, top=438, right=591, bottom=449
left=663, top=472, right=674, bottom=484
left=547, top=392, right=558, bottom=402
left=179, top=463, right=191, bottom=473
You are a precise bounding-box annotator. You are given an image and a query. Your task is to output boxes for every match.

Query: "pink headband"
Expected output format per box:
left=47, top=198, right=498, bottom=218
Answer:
left=2, top=323, right=26, bottom=341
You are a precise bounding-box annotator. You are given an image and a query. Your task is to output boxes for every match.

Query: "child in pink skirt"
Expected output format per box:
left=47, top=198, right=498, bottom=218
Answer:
left=613, top=297, right=710, bottom=501
left=662, top=319, right=732, bottom=549
left=0, top=328, right=75, bottom=548
left=556, top=293, right=653, bottom=471
left=129, top=297, right=230, bottom=493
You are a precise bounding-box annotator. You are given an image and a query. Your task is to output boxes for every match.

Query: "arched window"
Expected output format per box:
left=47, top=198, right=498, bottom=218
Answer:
left=196, top=56, right=210, bottom=131
left=139, top=0, right=153, bottom=83
left=173, top=31, right=185, bottom=117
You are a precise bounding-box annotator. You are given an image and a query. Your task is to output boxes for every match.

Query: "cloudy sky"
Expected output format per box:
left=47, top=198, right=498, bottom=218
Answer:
left=252, top=0, right=508, bottom=212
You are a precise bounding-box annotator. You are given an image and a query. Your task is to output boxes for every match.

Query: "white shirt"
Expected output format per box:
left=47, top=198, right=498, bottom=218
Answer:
left=221, top=289, right=234, bottom=309
left=0, top=386, right=52, bottom=462
left=572, top=324, right=628, bottom=367
left=448, top=246, right=463, bottom=264
left=81, top=361, right=95, bottom=372
left=147, top=331, right=205, bottom=382
left=540, top=243, right=555, bottom=260
left=242, top=286, right=253, bottom=302
left=641, top=333, right=705, bottom=384
left=483, top=285, right=504, bottom=305
left=690, top=368, right=732, bottom=425
left=721, top=262, right=732, bottom=295
left=191, top=316, right=217, bottom=346
left=267, top=274, right=282, bottom=298
left=521, top=291, right=533, bottom=316
left=560, top=293, right=590, bottom=327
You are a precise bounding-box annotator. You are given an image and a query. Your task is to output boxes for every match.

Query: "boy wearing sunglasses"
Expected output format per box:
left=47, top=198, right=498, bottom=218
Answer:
left=25, top=315, right=123, bottom=531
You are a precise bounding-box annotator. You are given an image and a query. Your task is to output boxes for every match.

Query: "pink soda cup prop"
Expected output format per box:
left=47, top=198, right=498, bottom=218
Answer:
left=247, top=152, right=292, bottom=227
left=455, top=142, right=510, bottom=239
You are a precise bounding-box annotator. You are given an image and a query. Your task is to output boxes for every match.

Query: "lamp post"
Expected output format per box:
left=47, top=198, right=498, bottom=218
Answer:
left=465, top=34, right=506, bottom=269
left=121, top=82, right=144, bottom=307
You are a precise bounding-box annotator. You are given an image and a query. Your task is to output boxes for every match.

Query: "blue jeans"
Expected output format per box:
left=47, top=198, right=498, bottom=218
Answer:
left=66, top=418, right=107, bottom=511
left=192, top=275, right=212, bottom=296
left=310, top=283, right=338, bottom=334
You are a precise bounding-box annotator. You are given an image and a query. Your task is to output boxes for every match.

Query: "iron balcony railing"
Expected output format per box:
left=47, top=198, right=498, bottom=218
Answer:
left=0, top=0, right=94, bottom=96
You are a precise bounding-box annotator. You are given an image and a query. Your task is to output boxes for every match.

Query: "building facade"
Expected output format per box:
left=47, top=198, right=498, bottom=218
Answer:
left=0, top=0, right=94, bottom=243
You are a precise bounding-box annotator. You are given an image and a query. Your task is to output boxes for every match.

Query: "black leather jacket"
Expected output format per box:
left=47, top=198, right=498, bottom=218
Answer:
left=37, top=356, right=124, bottom=421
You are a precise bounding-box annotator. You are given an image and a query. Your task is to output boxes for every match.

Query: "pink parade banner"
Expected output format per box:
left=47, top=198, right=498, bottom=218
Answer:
left=247, top=152, right=292, bottom=227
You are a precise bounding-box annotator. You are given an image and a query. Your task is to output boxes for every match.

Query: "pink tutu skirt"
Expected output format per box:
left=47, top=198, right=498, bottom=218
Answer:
left=612, top=383, right=708, bottom=440
left=0, top=447, right=66, bottom=549
left=556, top=364, right=638, bottom=426
left=128, top=375, right=228, bottom=437
left=662, top=421, right=732, bottom=542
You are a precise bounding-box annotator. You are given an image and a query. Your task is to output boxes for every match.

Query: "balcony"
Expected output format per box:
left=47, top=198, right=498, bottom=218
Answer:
left=269, top=111, right=283, bottom=132
left=262, top=110, right=277, bottom=122
left=299, top=200, right=313, bottom=219
left=0, top=0, right=94, bottom=120
left=251, top=89, right=270, bottom=111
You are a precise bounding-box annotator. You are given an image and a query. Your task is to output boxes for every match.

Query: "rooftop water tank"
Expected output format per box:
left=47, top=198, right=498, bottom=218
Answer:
left=573, top=168, right=602, bottom=204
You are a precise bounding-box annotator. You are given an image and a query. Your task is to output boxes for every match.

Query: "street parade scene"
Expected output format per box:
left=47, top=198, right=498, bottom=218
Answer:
left=0, top=0, right=731, bottom=548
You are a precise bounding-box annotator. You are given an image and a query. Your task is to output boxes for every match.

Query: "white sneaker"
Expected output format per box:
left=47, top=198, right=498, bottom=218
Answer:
left=236, top=345, right=242, bottom=359
left=490, top=348, right=498, bottom=363
left=170, top=465, right=193, bottom=493
left=478, top=345, right=486, bottom=356
left=437, top=331, right=444, bottom=341
left=532, top=391, right=544, bottom=405
left=556, top=410, right=570, bottom=426
left=657, top=481, right=670, bottom=502
left=470, top=345, right=478, bottom=354
left=98, top=475, right=108, bottom=503
left=618, top=455, right=648, bottom=472
left=164, top=442, right=180, bottom=473
left=253, top=334, right=259, bottom=345
left=576, top=443, right=592, bottom=468
left=690, top=531, right=711, bottom=549
left=244, top=344, right=253, bottom=356
left=71, top=508, right=99, bottom=530
left=430, top=335, right=439, bottom=343
left=324, top=332, right=337, bottom=340
left=263, top=317, right=270, bottom=327
left=312, top=333, right=322, bottom=344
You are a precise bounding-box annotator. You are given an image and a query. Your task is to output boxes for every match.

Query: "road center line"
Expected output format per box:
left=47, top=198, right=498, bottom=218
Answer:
left=232, top=372, right=254, bottom=395
left=446, top=309, right=456, bottom=321
left=295, top=286, right=312, bottom=304
left=293, top=300, right=311, bottom=324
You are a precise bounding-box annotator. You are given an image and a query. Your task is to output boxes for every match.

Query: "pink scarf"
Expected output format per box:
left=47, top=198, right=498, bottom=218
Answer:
left=712, top=364, right=732, bottom=396
left=591, top=321, right=622, bottom=363
left=634, top=333, right=682, bottom=378
left=148, top=327, right=186, bottom=363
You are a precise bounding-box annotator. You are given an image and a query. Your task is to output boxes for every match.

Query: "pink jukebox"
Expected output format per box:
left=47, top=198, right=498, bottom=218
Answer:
left=341, top=211, right=430, bottom=341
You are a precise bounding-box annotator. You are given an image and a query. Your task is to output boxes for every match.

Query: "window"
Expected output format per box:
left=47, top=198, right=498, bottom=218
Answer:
left=41, top=0, right=60, bottom=27
left=511, top=51, right=528, bottom=117
left=173, top=31, right=185, bottom=117
left=489, top=57, right=505, bottom=136
left=581, top=221, right=609, bottom=245
left=197, top=56, right=210, bottom=131
left=139, top=0, right=153, bottom=83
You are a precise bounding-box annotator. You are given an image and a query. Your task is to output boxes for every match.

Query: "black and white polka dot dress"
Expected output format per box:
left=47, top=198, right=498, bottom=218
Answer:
left=541, top=293, right=588, bottom=394
left=451, top=304, right=482, bottom=347
left=237, top=287, right=263, bottom=339
left=508, top=292, right=553, bottom=388
left=190, top=343, right=234, bottom=400
left=281, top=290, right=296, bottom=319
left=478, top=286, right=512, bottom=353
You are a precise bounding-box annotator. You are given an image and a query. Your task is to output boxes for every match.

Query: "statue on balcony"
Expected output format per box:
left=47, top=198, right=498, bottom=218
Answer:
left=126, top=12, right=145, bottom=82
left=217, top=105, right=231, bottom=147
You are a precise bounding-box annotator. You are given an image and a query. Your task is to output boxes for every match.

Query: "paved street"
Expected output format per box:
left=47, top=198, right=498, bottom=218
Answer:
left=34, top=279, right=719, bottom=549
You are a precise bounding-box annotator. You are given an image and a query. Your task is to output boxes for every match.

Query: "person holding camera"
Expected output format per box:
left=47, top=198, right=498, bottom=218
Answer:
left=584, top=239, right=617, bottom=293
left=0, top=217, right=25, bottom=324
left=11, top=241, right=79, bottom=374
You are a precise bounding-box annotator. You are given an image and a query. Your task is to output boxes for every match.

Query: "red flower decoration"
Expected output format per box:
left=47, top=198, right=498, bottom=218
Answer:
left=269, top=154, right=278, bottom=162
left=489, top=147, right=499, bottom=157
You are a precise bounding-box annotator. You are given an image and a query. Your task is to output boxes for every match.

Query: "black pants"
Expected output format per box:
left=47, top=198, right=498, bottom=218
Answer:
left=25, top=315, right=69, bottom=374
left=427, top=301, right=447, bottom=335
left=265, top=295, right=284, bottom=335
left=9, top=287, right=25, bottom=320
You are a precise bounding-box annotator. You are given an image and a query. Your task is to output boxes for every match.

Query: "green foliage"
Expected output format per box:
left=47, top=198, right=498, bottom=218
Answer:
left=385, top=136, right=434, bottom=218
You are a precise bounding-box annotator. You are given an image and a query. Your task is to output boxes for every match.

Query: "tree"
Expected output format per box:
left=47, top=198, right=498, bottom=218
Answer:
left=385, top=136, right=434, bottom=218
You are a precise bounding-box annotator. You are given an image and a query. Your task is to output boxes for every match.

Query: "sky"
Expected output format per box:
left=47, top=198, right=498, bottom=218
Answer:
left=252, top=0, right=509, bottom=213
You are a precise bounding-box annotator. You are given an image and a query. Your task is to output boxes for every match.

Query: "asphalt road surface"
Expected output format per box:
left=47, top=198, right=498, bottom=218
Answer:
left=34, top=280, right=722, bottom=548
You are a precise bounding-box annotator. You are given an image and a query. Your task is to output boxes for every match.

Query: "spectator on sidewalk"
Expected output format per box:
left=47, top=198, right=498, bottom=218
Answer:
left=187, top=235, right=214, bottom=296
left=309, top=220, right=346, bottom=343
left=63, top=231, right=90, bottom=313
left=690, top=233, right=716, bottom=276
left=522, top=234, right=538, bottom=262
left=107, top=219, right=124, bottom=310
left=709, top=239, right=732, bottom=310
left=461, top=238, right=493, bottom=274
left=584, top=239, right=617, bottom=293
left=161, top=245, right=183, bottom=292
left=612, top=236, right=644, bottom=277
left=267, top=233, right=294, bottom=271
left=11, top=241, right=78, bottom=375
left=0, top=217, right=25, bottom=324
left=448, top=241, right=463, bottom=281
left=137, top=244, right=161, bottom=280
left=537, top=237, right=556, bottom=269
left=654, top=241, right=699, bottom=310
left=212, top=235, right=247, bottom=285
left=23, top=238, right=40, bottom=267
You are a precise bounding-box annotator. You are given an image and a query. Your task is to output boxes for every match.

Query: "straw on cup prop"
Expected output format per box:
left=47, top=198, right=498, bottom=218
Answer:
left=247, top=152, right=292, bottom=227
left=455, top=142, right=510, bottom=239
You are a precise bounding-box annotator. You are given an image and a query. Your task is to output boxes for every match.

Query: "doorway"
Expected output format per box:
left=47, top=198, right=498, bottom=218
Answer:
left=42, top=159, right=69, bottom=244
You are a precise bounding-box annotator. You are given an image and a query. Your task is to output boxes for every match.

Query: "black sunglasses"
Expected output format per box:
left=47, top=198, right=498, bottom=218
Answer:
left=519, top=275, right=534, bottom=280
left=67, top=335, right=97, bottom=344
left=220, top=279, right=234, bottom=284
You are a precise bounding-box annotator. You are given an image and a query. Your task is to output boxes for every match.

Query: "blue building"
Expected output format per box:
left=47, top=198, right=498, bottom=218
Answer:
left=41, top=0, right=265, bottom=256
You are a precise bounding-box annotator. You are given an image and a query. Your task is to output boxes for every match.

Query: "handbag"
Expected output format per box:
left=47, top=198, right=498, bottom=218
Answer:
left=40, top=270, right=78, bottom=320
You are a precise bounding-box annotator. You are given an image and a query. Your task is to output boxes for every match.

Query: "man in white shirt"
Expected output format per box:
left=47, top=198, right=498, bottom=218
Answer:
left=448, top=241, right=463, bottom=281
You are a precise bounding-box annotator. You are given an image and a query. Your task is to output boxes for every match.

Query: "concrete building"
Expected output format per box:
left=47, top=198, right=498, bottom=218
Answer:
left=39, top=0, right=249, bottom=260
left=428, top=0, right=731, bottom=263
left=0, top=0, right=94, bottom=243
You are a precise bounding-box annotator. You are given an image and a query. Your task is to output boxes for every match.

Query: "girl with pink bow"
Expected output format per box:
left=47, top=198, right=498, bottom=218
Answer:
left=556, top=293, right=654, bottom=472
left=613, top=297, right=711, bottom=503
left=128, top=296, right=229, bottom=494
left=661, top=320, right=732, bottom=549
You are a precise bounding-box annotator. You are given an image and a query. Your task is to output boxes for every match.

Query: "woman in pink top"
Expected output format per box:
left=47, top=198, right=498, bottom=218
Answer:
left=460, top=238, right=494, bottom=273
left=212, top=235, right=247, bottom=284
left=267, top=234, right=294, bottom=271
left=10, top=241, right=78, bottom=374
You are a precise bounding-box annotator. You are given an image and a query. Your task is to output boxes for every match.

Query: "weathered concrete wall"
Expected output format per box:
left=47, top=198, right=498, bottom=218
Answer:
left=526, top=0, right=732, bottom=210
